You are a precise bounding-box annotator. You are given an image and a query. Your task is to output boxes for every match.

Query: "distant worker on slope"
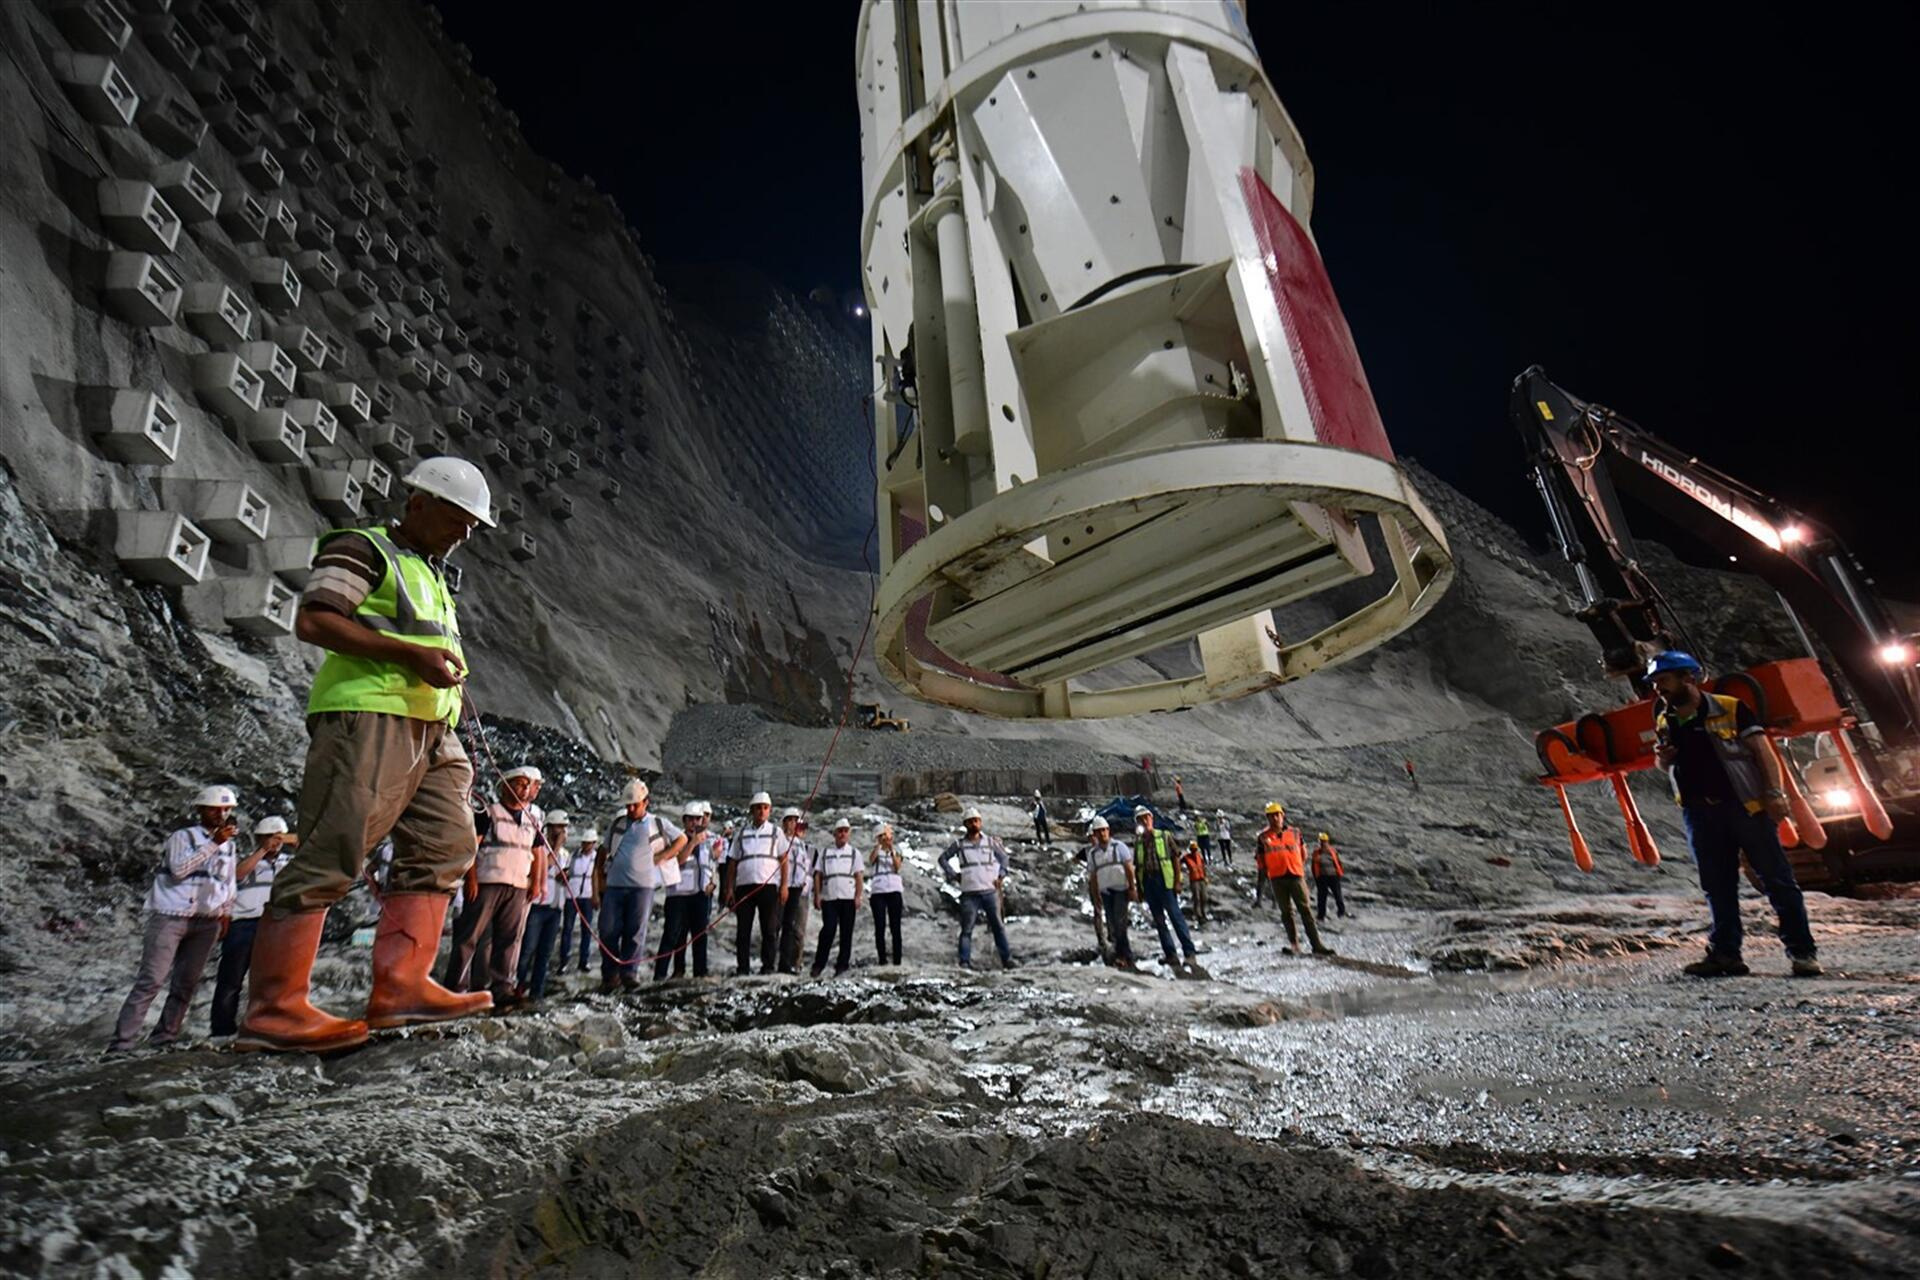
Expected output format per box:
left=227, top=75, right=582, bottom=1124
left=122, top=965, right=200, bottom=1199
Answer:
left=1255, top=803, right=1332, bottom=958
left=1312, top=831, right=1348, bottom=923
left=1194, top=811, right=1213, bottom=865
left=239, top=458, right=497, bottom=1053
left=1084, top=815, right=1136, bottom=970
left=1182, top=840, right=1210, bottom=926
left=939, top=808, right=1014, bottom=970
left=1649, top=651, right=1821, bottom=978
left=1133, top=807, right=1203, bottom=976
left=109, top=785, right=241, bottom=1053
left=1032, top=791, right=1050, bottom=846
left=1214, top=810, right=1235, bottom=869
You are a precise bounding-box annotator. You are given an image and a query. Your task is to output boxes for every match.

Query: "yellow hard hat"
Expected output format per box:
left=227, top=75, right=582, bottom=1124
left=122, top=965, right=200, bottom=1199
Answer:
left=1318, top=832, right=1331, bottom=842
left=1264, top=802, right=1283, bottom=814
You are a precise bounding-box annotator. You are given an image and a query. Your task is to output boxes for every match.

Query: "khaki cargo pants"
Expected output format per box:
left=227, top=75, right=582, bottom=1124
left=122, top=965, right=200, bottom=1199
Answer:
left=270, top=711, right=477, bottom=913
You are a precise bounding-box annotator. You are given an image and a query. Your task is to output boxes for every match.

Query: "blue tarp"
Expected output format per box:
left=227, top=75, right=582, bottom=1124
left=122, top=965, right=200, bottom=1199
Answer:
left=1092, top=795, right=1186, bottom=834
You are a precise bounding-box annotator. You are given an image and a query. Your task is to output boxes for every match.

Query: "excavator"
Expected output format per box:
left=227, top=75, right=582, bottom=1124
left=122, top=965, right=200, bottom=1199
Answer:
left=1513, top=366, right=1920, bottom=889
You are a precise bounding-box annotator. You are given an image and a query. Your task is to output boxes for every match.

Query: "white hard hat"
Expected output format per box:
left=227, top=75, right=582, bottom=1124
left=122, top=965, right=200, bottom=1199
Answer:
left=578, top=826, right=600, bottom=843
left=193, top=785, right=237, bottom=808
left=502, top=765, right=543, bottom=783
left=621, top=779, right=650, bottom=804
left=1088, top=815, right=1110, bottom=831
left=683, top=800, right=707, bottom=818
left=749, top=791, right=772, bottom=807
left=1134, top=806, right=1152, bottom=817
left=781, top=806, right=803, bottom=820
left=1034, top=790, right=1042, bottom=798
left=253, top=816, right=288, bottom=835
left=963, top=807, right=982, bottom=821
left=402, top=456, right=496, bottom=526
left=545, top=810, right=570, bottom=826
left=833, top=818, right=851, bottom=831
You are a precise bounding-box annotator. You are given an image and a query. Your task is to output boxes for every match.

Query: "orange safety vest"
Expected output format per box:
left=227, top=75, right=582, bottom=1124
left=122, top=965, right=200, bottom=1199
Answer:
left=1181, top=848, right=1206, bottom=882
left=1312, top=842, right=1344, bottom=878
left=1256, top=826, right=1305, bottom=878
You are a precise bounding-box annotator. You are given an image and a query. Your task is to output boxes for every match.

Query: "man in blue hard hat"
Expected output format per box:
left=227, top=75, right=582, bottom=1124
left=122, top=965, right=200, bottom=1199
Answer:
left=1648, top=650, right=1820, bottom=978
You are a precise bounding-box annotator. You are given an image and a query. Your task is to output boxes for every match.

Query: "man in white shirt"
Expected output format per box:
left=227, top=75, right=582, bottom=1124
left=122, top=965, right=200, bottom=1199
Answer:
left=656, top=801, right=722, bottom=980
left=515, top=811, right=572, bottom=1001
left=811, top=819, right=865, bottom=977
left=444, top=765, right=545, bottom=1006
left=1083, top=816, right=1137, bottom=969
left=937, top=808, right=1014, bottom=970
left=557, top=827, right=600, bottom=974
left=109, top=786, right=242, bottom=1052
left=209, top=816, right=297, bottom=1037
left=778, top=809, right=816, bottom=975
left=866, top=825, right=906, bottom=966
left=595, top=779, right=686, bottom=993
left=721, top=792, right=788, bottom=976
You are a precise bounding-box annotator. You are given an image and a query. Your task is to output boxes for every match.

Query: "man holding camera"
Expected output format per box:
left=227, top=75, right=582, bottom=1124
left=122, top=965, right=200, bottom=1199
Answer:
left=108, top=786, right=242, bottom=1052
left=1648, top=651, right=1821, bottom=978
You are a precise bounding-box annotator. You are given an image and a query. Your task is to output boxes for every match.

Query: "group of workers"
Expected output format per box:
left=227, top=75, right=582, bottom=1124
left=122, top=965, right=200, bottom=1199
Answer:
left=101, top=452, right=1825, bottom=1058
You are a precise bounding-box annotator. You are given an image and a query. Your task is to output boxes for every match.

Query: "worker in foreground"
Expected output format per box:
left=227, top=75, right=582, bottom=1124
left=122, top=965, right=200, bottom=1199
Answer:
left=1132, top=807, right=1203, bottom=976
left=108, top=786, right=240, bottom=1052
left=1084, top=815, right=1136, bottom=969
left=1648, top=651, right=1821, bottom=977
left=1256, top=803, right=1332, bottom=957
left=239, top=458, right=497, bottom=1053
left=1312, top=831, right=1348, bottom=922
left=938, top=808, right=1014, bottom=969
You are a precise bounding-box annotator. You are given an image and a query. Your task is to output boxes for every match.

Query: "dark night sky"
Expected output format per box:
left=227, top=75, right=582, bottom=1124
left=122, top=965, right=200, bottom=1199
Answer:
left=433, top=3, right=1919, bottom=595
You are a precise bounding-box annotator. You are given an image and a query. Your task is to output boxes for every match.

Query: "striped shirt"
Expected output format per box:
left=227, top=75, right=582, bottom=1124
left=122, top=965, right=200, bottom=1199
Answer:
left=300, top=530, right=384, bottom=615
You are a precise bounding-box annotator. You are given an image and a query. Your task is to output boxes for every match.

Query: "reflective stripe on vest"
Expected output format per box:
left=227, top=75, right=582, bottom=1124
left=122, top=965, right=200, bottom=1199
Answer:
left=954, top=839, right=1000, bottom=893
left=1656, top=693, right=1767, bottom=812
left=306, top=526, right=466, bottom=725
left=476, top=803, right=540, bottom=885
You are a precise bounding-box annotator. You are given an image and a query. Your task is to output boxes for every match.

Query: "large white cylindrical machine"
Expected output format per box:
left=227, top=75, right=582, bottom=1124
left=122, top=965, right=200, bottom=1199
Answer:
left=857, top=0, right=1453, bottom=718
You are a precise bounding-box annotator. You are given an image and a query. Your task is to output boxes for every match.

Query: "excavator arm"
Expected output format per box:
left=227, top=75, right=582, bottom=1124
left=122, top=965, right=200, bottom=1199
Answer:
left=1511, top=366, right=1920, bottom=748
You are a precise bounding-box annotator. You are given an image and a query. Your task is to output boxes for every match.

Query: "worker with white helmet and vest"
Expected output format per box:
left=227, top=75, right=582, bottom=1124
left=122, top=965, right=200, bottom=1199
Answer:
left=866, top=824, right=906, bottom=966
left=811, top=818, right=865, bottom=977
left=937, top=808, right=1014, bottom=970
left=557, top=826, right=600, bottom=975
left=240, top=457, right=497, bottom=1053
left=777, top=808, right=817, bottom=974
left=208, top=816, right=298, bottom=1038
left=722, top=792, right=789, bottom=975
left=656, top=800, right=721, bottom=980
left=109, top=785, right=242, bottom=1052
left=1133, top=806, right=1203, bottom=976
left=595, top=779, right=686, bottom=993
left=444, top=765, right=546, bottom=1006
left=1083, top=815, right=1137, bottom=970
left=514, top=810, right=572, bottom=1001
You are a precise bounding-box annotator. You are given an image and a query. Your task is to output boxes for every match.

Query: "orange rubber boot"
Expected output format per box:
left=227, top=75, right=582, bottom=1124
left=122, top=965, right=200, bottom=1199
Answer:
left=235, top=910, right=370, bottom=1054
left=366, top=893, right=493, bottom=1029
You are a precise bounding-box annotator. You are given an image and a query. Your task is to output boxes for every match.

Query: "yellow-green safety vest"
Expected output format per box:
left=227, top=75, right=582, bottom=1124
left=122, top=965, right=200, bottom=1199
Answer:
left=1134, top=828, right=1178, bottom=890
left=1654, top=692, right=1766, bottom=814
left=306, top=526, right=466, bottom=726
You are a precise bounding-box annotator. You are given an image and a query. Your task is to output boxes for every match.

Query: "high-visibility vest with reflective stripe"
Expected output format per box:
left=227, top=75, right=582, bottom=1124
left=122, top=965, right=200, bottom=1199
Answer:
left=1134, top=828, right=1178, bottom=890
left=307, top=526, right=466, bottom=725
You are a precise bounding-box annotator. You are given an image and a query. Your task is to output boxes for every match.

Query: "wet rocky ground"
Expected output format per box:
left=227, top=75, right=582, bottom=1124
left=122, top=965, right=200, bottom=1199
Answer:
left=2, top=836, right=1917, bottom=1279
